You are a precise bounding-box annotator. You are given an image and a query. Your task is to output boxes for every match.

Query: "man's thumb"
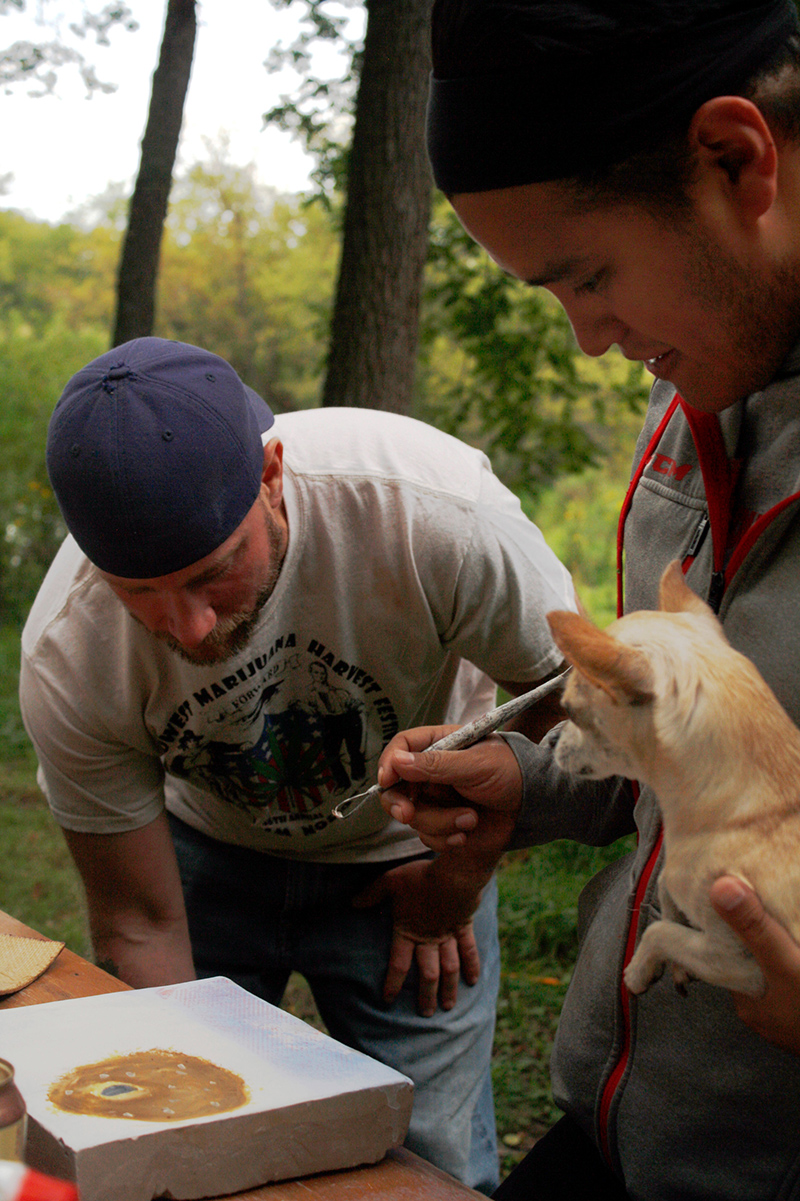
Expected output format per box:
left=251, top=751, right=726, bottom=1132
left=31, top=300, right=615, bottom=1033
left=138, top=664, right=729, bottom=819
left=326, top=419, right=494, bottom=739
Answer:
left=710, top=876, right=768, bottom=947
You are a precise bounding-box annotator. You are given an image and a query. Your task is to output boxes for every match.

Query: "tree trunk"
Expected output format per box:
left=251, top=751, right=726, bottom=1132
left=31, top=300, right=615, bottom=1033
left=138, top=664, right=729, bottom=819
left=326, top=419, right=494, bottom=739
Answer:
left=321, top=0, right=433, bottom=412
left=112, top=0, right=197, bottom=347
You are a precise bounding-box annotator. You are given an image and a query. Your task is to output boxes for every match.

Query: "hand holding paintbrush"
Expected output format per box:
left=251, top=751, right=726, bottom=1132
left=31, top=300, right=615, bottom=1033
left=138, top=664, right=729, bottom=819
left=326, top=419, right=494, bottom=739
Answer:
left=332, top=669, right=570, bottom=819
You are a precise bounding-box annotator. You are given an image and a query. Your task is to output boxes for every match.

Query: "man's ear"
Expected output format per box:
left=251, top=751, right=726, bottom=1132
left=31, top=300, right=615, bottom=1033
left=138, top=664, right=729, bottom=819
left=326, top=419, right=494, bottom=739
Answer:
left=261, top=438, right=284, bottom=510
left=689, top=96, right=778, bottom=223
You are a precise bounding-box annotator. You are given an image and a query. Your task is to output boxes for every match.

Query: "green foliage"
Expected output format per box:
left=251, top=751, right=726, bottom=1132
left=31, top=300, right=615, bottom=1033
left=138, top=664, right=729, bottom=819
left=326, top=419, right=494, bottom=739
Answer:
left=0, top=628, right=88, bottom=953
left=0, top=2, right=138, bottom=95
left=0, top=781, right=89, bottom=953
left=263, top=0, right=363, bottom=198
left=0, top=622, right=35, bottom=768
left=159, top=153, right=339, bottom=410
left=418, top=204, right=649, bottom=498
left=0, top=319, right=107, bottom=623
left=528, top=401, right=647, bottom=625
left=0, top=208, right=118, bottom=332
left=0, top=208, right=116, bottom=623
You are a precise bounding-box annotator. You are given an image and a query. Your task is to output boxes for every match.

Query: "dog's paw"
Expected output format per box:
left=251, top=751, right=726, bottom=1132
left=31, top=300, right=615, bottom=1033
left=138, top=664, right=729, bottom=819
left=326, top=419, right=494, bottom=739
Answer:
left=671, top=963, right=694, bottom=996
left=624, top=955, right=663, bottom=995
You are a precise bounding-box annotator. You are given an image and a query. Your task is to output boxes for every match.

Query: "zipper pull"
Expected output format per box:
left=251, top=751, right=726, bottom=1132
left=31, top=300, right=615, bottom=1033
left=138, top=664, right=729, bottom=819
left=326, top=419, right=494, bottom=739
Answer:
left=707, top=571, right=725, bottom=613
left=686, top=512, right=710, bottom=559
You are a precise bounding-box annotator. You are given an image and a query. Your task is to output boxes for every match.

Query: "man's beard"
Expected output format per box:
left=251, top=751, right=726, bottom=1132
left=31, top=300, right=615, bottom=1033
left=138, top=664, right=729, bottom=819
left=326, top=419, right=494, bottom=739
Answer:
left=161, top=588, right=272, bottom=665
left=683, top=221, right=800, bottom=407
left=158, top=501, right=286, bottom=666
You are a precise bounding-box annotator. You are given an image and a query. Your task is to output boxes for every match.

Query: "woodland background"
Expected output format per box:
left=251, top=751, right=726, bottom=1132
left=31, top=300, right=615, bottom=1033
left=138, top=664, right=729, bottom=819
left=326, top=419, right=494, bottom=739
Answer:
left=0, top=0, right=647, bottom=1178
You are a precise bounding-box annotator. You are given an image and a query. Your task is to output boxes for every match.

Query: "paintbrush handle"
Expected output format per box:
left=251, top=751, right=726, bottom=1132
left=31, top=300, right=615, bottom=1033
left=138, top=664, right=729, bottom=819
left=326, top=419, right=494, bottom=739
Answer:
left=427, top=669, right=570, bottom=752
left=332, top=668, right=569, bottom=818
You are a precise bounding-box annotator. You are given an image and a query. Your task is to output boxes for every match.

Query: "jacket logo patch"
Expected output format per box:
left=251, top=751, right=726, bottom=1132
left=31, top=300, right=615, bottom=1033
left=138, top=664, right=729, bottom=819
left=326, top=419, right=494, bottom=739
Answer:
left=651, top=453, right=693, bottom=482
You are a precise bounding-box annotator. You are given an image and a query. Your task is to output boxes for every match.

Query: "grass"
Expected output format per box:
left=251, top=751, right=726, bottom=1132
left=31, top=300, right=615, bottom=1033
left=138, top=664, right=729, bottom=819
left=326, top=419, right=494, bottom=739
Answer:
left=0, top=620, right=632, bottom=1181
left=0, top=623, right=88, bottom=950
left=492, top=841, right=633, bottom=1174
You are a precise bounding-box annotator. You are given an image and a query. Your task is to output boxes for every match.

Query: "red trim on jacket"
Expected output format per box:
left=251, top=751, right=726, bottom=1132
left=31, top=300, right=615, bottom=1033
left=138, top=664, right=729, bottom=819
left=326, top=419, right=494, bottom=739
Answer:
left=678, top=399, right=738, bottom=577
left=725, top=494, right=800, bottom=579
left=598, top=827, right=664, bottom=1163
left=604, top=396, right=680, bottom=1164
left=616, top=396, right=681, bottom=618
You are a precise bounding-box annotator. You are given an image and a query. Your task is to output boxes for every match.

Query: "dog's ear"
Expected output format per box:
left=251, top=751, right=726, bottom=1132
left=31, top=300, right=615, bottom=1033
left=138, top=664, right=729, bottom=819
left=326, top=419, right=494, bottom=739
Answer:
left=547, top=611, right=654, bottom=705
left=658, top=561, right=725, bottom=633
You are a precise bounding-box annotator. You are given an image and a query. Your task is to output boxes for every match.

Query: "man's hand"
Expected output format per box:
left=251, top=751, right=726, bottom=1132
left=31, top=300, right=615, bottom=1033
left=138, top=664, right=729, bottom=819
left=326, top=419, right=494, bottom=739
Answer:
left=710, top=876, right=800, bottom=1054
left=353, top=858, right=485, bottom=1017
left=377, top=727, right=523, bottom=852
left=363, top=725, right=525, bottom=1012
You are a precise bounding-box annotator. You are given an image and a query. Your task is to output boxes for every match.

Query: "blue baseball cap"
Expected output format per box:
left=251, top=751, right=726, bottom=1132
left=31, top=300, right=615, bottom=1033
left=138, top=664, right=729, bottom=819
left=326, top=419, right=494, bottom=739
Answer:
left=46, top=337, right=275, bottom=579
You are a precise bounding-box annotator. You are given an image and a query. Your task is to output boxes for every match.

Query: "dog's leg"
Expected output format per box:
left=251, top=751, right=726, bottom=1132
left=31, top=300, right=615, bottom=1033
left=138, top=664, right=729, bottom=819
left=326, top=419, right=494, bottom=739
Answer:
left=656, top=881, right=694, bottom=993
left=658, top=880, right=685, bottom=925
left=624, top=920, right=765, bottom=996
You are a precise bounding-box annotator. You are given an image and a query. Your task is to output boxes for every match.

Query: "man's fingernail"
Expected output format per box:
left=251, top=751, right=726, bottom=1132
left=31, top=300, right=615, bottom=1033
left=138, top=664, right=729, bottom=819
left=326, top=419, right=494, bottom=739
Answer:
left=714, top=879, right=748, bottom=910
left=455, top=812, right=477, bottom=831
left=394, top=750, right=415, bottom=766
left=390, top=804, right=405, bottom=823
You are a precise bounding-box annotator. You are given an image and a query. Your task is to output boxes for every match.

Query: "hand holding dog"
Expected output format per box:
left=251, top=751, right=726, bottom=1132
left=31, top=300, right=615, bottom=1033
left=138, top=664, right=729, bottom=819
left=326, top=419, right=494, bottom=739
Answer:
left=711, top=876, right=800, bottom=1055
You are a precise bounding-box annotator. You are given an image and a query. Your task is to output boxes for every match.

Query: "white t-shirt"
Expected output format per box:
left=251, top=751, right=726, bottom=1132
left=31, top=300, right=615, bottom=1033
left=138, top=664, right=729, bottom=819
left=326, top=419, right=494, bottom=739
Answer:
left=21, top=408, right=575, bottom=863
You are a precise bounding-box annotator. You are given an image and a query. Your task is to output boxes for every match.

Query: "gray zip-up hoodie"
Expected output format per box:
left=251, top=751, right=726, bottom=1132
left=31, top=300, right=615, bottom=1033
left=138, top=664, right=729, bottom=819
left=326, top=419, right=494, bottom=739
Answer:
left=508, top=350, right=800, bottom=1201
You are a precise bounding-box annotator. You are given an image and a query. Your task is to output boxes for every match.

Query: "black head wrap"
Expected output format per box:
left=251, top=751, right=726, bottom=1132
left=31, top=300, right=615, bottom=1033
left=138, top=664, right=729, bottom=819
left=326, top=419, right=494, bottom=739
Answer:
left=427, top=0, right=800, bottom=193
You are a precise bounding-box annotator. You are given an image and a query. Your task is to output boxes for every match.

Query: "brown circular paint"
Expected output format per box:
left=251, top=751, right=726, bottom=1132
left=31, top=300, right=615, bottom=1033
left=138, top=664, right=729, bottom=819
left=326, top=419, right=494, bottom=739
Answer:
left=48, top=1049, right=249, bottom=1122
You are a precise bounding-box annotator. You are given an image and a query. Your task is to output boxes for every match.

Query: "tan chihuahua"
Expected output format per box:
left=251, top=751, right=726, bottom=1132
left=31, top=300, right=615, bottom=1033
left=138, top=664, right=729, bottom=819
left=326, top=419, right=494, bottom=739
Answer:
left=546, top=561, right=800, bottom=997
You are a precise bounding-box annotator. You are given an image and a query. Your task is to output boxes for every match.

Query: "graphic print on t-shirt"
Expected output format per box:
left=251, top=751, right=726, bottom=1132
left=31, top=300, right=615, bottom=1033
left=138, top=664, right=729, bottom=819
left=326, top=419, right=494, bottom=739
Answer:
left=156, top=633, right=399, bottom=841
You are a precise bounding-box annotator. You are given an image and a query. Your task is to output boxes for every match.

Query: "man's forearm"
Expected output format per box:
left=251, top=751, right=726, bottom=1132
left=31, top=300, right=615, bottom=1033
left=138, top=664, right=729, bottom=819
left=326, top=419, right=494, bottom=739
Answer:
left=89, top=911, right=196, bottom=988
left=503, top=730, right=636, bottom=849
left=63, top=814, right=198, bottom=989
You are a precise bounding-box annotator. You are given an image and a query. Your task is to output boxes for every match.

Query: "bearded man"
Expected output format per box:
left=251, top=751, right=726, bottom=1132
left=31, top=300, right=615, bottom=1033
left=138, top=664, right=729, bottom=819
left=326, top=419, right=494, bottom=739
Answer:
left=20, top=336, right=575, bottom=1193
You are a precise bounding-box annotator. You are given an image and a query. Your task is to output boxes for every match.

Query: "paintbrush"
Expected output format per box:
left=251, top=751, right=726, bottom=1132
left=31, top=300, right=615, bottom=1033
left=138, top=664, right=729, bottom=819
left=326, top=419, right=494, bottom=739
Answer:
left=331, top=668, right=570, bottom=819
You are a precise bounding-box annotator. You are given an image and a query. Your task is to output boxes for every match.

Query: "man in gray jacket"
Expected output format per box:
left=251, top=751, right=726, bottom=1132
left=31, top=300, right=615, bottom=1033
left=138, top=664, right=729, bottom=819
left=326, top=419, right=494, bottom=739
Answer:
left=380, top=0, right=800, bottom=1197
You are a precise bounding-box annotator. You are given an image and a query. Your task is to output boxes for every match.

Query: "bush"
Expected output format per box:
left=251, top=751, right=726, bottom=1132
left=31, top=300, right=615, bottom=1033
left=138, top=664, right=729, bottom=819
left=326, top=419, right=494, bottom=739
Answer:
left=0, top=320, right=107, bottom=623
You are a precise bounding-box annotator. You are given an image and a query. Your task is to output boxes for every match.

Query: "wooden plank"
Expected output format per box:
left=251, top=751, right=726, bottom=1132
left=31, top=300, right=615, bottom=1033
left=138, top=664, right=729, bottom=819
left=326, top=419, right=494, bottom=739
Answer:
left=0, top=910, right=129, bottom=1008
left=227, top=1147, right=484, bottom=1200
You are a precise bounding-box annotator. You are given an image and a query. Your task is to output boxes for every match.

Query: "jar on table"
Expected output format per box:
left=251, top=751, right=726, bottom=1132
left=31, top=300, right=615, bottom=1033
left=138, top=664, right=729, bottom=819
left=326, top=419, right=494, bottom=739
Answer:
left=0, top=1061, right=26, bottom=1163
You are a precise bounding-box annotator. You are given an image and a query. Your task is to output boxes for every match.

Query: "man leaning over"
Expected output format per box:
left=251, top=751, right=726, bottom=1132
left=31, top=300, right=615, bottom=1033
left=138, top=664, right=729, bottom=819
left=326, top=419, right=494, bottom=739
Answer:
left=20, top=336, right=575, bottom=1194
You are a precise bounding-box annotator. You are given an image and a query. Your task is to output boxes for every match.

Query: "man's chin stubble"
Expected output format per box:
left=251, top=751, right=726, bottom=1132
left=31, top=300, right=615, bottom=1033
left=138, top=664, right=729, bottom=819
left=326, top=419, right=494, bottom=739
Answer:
left=157, top=589, right=273, bottom=665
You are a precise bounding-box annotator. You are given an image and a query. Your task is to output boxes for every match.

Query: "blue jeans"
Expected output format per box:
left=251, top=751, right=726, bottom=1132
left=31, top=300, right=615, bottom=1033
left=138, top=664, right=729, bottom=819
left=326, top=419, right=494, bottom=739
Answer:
left=168, top=813, right=500, bottom=1194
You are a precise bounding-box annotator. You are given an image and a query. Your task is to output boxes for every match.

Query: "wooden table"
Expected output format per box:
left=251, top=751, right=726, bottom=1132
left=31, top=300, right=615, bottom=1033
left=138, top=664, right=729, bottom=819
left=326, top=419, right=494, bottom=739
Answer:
left=0, top=909, right=483, bottom=1200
